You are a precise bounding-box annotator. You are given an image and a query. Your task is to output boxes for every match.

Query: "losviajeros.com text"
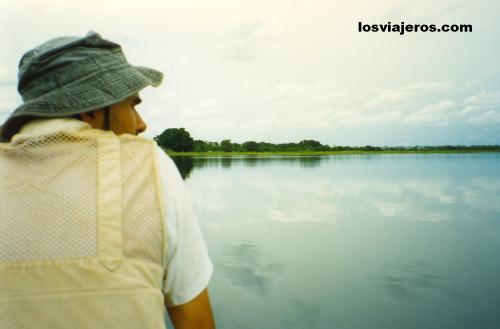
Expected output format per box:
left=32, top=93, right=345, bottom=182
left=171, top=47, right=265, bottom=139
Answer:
left=358, top=22, right=472, bottom=35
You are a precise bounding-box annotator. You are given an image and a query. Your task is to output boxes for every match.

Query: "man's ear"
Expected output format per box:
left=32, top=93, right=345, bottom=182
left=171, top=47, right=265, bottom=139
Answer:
left=80, top=109, right=103, bottom=129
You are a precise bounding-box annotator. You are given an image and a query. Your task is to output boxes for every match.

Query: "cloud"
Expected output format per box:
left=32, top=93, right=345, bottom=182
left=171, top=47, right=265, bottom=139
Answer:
left=332, top=109, right=403, bottom=127
left=404, top=100, right=456, bottom=126
left=181, top=98, right=226, bottom=120
left=259, top=79, right=498, bottom=131
left=235, top=80, right=461, bottom=131
left=179, top=98, right=233, bottom=135
left=0, top=82, right=21, bottom=121
left=466, top=110, right=500, bottom=124
left=367, top=81, right=452, bottom=110
left=183, top=78, right=499, bottom=142
left=462, top=90, right=500, bottom=112
left=460, top=90, right=500, bottom=124
left=0, top=63, right=17, bottom=82
left=385, top=0, right=466, bottom=22
left=212, top=18, right=280, bottom=62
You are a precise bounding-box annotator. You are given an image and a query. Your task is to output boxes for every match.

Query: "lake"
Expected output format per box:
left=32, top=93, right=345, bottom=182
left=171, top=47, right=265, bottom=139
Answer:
left=172, top=153, right=500, bottom=329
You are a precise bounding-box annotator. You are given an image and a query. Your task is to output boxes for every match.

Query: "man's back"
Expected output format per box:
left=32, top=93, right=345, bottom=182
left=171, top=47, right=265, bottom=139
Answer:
left=0, top=119, right=167, bottom=328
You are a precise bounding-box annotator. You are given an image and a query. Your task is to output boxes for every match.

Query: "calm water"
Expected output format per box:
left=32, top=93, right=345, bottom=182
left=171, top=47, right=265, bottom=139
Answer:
left=172, top=153, right=500, bottom=329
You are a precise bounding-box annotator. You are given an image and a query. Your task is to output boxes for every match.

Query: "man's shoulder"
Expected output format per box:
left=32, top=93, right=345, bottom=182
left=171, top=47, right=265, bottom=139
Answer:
left=155, top=145, right=178, bottom=173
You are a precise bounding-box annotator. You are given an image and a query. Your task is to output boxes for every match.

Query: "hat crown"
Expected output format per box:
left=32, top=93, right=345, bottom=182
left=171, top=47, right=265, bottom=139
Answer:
left=18, top=31, right=124, bottom=100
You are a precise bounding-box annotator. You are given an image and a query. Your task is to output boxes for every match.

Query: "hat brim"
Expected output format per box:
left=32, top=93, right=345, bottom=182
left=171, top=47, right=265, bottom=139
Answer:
left=1, top=65, right=164, bottom=141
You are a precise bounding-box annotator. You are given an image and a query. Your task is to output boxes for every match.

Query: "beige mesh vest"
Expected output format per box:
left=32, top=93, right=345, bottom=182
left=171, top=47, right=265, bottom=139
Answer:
left=0, top=119, right=168, bottom=329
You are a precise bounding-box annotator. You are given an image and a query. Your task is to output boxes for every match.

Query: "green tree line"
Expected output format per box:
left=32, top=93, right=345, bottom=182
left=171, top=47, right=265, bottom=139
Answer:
left=154, top=128, right=500, bottom=153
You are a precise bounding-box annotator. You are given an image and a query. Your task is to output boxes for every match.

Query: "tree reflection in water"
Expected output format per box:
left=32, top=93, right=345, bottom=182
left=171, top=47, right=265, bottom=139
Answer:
left=170, top=156, right=326, bottom=180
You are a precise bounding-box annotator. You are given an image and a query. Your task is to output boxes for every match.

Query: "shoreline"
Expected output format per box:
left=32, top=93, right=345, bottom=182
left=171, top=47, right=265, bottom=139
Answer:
left=164, top=150, right=500, bottom=157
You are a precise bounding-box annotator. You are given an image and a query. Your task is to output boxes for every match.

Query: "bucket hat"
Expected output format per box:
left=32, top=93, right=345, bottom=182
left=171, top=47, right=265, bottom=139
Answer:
left=0, top=31, right=163, bottom=141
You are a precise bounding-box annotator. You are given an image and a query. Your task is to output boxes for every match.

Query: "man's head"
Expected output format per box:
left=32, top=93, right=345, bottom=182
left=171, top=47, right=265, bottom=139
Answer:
left=0, top=31, right=163, bottom=141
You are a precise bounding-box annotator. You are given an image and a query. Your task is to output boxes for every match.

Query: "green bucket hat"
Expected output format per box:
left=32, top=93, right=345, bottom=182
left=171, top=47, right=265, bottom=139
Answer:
left=1, top=31, right=163, bottom=141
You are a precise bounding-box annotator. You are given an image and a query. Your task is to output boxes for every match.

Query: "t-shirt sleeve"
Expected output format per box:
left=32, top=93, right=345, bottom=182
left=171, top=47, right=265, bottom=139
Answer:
left=155, top=146, right=213, bottom=307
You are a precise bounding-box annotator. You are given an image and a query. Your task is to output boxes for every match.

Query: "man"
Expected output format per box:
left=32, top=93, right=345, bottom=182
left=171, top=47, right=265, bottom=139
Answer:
left=0, top=31, right=215, bottom=329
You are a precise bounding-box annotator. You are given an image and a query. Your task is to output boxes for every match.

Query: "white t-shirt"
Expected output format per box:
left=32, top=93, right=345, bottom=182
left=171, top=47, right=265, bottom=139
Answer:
left=156, top=146, right=213, bottom=307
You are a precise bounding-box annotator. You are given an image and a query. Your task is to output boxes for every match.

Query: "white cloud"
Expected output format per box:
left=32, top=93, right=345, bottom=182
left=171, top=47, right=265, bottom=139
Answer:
left=0, top=64, right=16, bottom=82
left=462, top=90, right=500, bottom=110
left=460, top=91, right=500, bottom=117
left=367, top=81, right=452, bottom=109
left=466, top=110, right=500, bottom=124
left=404, top=100, right=456, bottom=126
left=177, top=98, right=233, bottom=136
left=211, top=18, right=280, bottom=62
left=183, top=79, right=500, bottom=140
left=385, top=0, right=466, bottom=22
left=234, top=80, right=461, bottom=130
left=330, top=109, right=403, bottom=127
left=181, top=98, right=226, bottom=120
left=0, top=82, right=21, bottom=121
left=460, top=90, right=500, bottom=124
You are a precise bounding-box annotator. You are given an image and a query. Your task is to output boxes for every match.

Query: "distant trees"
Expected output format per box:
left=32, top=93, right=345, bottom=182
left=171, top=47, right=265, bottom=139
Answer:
left=298, top=139, right=321, bottom=149
left=193, top=140, right=219, bottom=152
left=154, top=128, right=500, bottom=153
left=242, top=141, right=259, bottom=152
left=154, top=134, right=332, bottom=152
left=154, top=128, right=194, bottom=152
left=220, top=139, right=233, bottom=152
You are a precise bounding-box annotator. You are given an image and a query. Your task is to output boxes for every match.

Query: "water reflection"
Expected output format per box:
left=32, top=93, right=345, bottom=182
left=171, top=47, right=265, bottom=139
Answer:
left=177, top=153, right=500, bottom=329
left=170, top=156, right=194, bottom=180
left=217, top=240, right=284, bottom=297
left=171, top=154, right=500, bottom=223
left=184, top=154, right=500, bottom=226
left=283, top=299, right=322, bottom=329
left=378, top=262, right=469, bottom=303
left=221, top=157, right=232, bottom=169
left=171, top=155, right=326, bottom=179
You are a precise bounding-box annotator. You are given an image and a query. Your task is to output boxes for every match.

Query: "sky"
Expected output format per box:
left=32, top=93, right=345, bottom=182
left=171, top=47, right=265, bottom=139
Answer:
left=1, top=0, right=499, bottom=146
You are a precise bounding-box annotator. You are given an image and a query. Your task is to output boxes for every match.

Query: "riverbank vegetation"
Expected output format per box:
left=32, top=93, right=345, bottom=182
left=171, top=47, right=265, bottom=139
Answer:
left=154, top=128, right=500, bottom=156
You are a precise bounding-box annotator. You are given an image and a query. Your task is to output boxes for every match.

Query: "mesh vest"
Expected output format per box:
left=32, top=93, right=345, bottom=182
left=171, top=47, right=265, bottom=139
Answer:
left=0, top=122, right=168, bottom=329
